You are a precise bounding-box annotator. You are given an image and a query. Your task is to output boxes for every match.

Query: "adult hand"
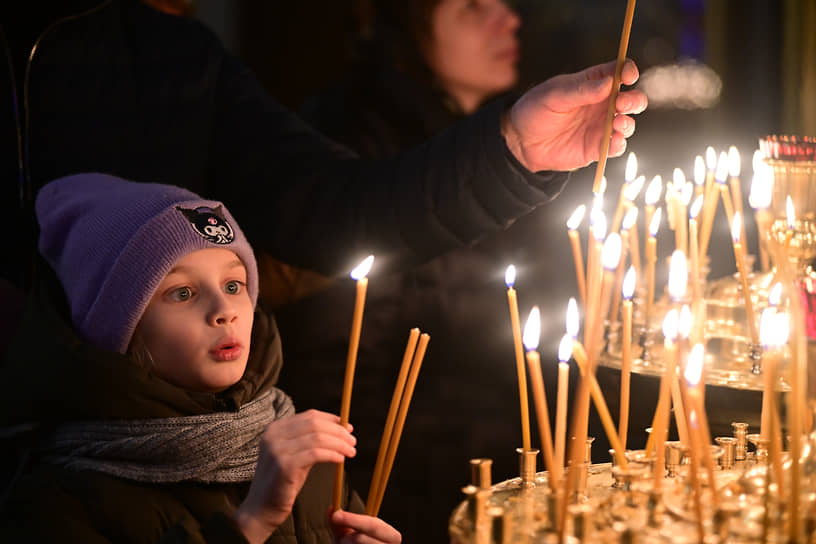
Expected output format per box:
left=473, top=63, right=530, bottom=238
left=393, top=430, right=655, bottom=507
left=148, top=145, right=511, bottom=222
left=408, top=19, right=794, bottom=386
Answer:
left=330, top=509, right=402, bottom=544
left=502, top=59, right=648, bottom=173
left=234, top=410, right=356, bottom=544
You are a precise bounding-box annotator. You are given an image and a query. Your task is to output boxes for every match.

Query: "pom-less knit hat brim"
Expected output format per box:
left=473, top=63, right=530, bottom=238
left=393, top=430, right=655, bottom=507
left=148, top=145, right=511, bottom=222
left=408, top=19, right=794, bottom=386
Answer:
left=36, top=173, right=258, bottom=354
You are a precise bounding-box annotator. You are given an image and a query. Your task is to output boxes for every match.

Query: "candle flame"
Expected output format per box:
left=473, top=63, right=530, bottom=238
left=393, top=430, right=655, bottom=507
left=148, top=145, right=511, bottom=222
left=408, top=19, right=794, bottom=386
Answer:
left=566, top=298, right=579, bottom=338
left=558, top=333, right=572, bottom=363
left=622, top=206, right=638, bottom=230
left=749, top=169, right=773, bottom=209
left=715, top=151, right=729, bottom=183
left=567, top=204, right=586, bottom=230
left=681, top=182, right=694, bottom=206
left=731, top=212, right=742, bottom=243
left=601, top=233, right=622, bottom=270
left=786, top=196, right=795, bottom=230
left=773, top=312, right=790, bottom=346
left=645, top=175, right=662, bottom=206
left=759, top=307, right=776, bottom=347
left=769, top=282, right=782, bottom=306
left=728, top=146, right=741, bottom=177
left=522, top=306, right=541, bottom=351
left=690, top=194, right=704, bottom=219
left=625, top=152, right=638, bottom=183
left=678, top=304, right=692, bottom=339
left=624, top=175, right=645, bottom=201
left=350, top=255, right=375, bottom=280
left=694, top=155, right=706, bottom=186
left=673, top=167, right=686, bottom=188
left=706, top=146, right=717, bottom=171
left=592, top=211, right=607, bottom=240
left=649, top=208, right=662, bottom=236
left=663, top=309, right=679, bottom=341
left=685, top=343, right=704, bottom=386
left=622, top=266, right=636, bottom=299
left=505, top=264, right=516, bottom=288
left=668, top=250, right=688, bottom=300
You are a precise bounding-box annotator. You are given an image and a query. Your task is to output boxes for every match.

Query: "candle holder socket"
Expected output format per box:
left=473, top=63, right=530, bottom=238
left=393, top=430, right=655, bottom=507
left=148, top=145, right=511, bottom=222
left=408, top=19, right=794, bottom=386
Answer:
left=487, top=506, right=512, bottom=544
left=569, top=503, right=594, bottom=542
left=664, top=441, right=687, bottom=477
left=516, top=448, right=539, bottom=488
left=715, top=436, right=737, bottom=469
left=470, top=458, right=493, bottom=489
left=746, top=433, right=769, bottom=463
left=731, top=422, right=749, bottom=460
left=584, top=437, right=595, bottom=464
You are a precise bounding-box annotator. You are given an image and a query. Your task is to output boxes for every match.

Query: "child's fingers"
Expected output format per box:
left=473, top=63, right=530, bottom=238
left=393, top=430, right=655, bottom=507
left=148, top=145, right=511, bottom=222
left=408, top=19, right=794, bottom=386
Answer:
left=330, top=510, right=401, bottom=544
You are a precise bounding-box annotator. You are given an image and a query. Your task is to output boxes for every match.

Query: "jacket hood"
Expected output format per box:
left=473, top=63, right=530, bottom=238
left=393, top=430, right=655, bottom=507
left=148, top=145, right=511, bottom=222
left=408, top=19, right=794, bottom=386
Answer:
left=1, top=272, right=283, bottom=428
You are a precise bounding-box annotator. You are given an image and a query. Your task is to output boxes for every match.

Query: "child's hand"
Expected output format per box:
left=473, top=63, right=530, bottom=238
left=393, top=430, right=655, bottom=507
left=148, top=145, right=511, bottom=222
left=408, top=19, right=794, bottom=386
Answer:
left=330, top=509, right=402, bottom=544
left=234, top=410, right=356, bottom=544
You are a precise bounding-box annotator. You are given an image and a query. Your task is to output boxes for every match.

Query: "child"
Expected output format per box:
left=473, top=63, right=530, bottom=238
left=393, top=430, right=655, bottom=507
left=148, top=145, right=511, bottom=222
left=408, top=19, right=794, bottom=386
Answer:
left=0, top=173, right=401, bottom=543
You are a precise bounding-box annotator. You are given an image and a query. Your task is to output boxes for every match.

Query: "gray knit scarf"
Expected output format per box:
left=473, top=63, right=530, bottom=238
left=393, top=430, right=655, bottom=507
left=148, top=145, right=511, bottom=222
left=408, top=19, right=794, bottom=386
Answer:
left=40, top=387, right=294, bottom=483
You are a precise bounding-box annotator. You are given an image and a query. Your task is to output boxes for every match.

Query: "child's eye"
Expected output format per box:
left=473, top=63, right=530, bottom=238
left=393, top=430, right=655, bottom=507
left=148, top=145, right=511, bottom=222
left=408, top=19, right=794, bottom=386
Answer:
left=169, top=286, right=193, bottom=302
left=224, top=280, right=244, bottom=295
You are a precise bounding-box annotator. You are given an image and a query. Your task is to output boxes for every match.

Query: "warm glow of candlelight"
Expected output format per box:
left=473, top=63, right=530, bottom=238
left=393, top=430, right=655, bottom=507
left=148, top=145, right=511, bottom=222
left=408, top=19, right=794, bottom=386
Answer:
left=622, top=206, right=638, bottom=230
left=625, top=152, right=638, bottom=183
left=694, top=156, right=705, bottom=186
left=649, top=208, right=662, bottom=236
left=558, top=333, right=572, bottom=363
left=668, top=250, right=688, bottom=300
left=622, top=266, right=636, bottom=299
left=752, top=149, right=763, bottom=175
left=749, top=171, right=772, bottom=209
left=731, top=212, right=742, bottom=243
left=706, top=146, right=717, bottom=171
left=787, top=196, right=795, bottom=229
left=681, top=182, right=693, bottom=206
left=715, top=151, right=729, bottom=183
left=523, top=306, right=541, bottom=351
left=645, top=175, right=662, bottom=206
left=673, top=167, right=686, bottom=187
left=760, top=307, right=776, bottom=347
left=505, top=264, right=516, bottom=288
left=678, top=305, right=692, bottom=339
left=592, top=211, right=607, bottom=240
left=601, top=233, right=622, bottom=270
left=351, top=255, right=375, bottom=280
left=663, top=309, right=679, bottom=341
left=769, top=283, right=782, bottom=306
left=685, top=343, right=704, bottom=386
left=598, top=177, right=607, bottom=195
left=567, top=205, right=586, bottom=230
left=728, top=146, right=741, bottom=177
left=624, top=175, right=645, bottom=201
left=690, top=194, right=703, bottom=219
left=773, top=312, right=790, bottom=346
left=567, top=298, right=579, bottom=338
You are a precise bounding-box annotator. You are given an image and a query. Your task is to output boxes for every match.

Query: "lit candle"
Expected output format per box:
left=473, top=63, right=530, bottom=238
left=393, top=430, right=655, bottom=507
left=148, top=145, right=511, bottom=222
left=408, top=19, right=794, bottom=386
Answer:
left=729, top=146, right=748, bottom=247
left=555, top=334, right=571, bottom=475
left=686, top=408, right=706, bottom=542
left=749, top=154, right=773, bottom=272
left=693, top=155, right=706, bottom=199
left=716, top=151, right=736, bottom=229
left=584, top=212, right=607, bottom=358
left=768, top=311, right=788, bottom=504
left=698, top=150, right=724, bottom=260
left=334, top=254, right=375, bottom=509
left=610, top=208, right=638, bottom=325
left=524, top=307, right=557, bottom=489
left=667, top=252, right=690, bottom=447
left=649, top=310, right=679, bottom=488
left=730, top=213, right=760, bottom=346
left=683, top=342, right=718, bottom=506
left=506, top=265, right=532, bottom=451
left=567, top=205, right=588, bottom=307
left=645, top=208, right=662, bottom=330
left=673, top=168, right=689, bottom=255
left=591, top=232, right=621, bottom=361
left=759, top=307, right=777, bottom=441
left=619, top=266, right=636, bottom=449
left=688, top=195, right=704, bottom=309
left=566, top=297, right=580, bottom=339
left=610, top=152, right=638, bottom=233
left=705, top=146, right=717, bottom=195
left=644, top=175, right=662, bottom=241
left=625, top=205, right=642, bottom=282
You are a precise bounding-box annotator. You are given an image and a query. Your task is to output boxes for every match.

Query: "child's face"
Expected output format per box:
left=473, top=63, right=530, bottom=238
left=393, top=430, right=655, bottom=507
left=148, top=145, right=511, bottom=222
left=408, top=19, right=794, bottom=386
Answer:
left=135, top=248, right=254, bottom=392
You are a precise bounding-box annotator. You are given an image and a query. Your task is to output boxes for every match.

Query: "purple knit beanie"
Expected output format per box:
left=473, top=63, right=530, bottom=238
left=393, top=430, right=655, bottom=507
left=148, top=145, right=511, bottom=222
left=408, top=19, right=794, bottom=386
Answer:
left=36, top=173, right=258, bottom=354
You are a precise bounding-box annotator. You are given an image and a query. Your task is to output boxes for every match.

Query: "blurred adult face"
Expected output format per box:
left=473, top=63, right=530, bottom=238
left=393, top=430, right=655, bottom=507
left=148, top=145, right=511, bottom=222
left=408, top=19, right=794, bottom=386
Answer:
left=135, top=248, right=254, bottom=393
left=426, top=0, right=520, bottom=113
